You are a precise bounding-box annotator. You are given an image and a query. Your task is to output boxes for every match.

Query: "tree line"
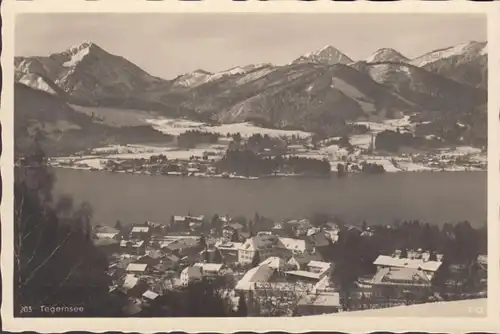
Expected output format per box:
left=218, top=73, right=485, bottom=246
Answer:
left=216, top=149, right=331, bottom=177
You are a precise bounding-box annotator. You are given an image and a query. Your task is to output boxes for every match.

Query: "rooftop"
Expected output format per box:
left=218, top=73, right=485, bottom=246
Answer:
left=374, top=255, right=442, bottom=272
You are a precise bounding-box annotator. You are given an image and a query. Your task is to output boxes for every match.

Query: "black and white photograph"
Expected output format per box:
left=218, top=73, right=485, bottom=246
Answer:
left=7, top=8, right=490, bottom=324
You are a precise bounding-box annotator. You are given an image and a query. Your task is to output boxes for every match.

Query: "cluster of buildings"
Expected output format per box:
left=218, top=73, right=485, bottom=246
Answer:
left=92, top=214, right=487, bottom=317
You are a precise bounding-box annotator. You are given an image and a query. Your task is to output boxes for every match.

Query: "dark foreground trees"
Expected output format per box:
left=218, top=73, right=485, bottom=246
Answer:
left=14, top=134, right=116, bottom=316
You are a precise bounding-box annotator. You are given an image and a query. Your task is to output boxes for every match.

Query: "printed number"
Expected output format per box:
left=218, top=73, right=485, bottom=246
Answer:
left=20, top=305, right=33, bottom=314
left=468, top=306, right=485, bottom=315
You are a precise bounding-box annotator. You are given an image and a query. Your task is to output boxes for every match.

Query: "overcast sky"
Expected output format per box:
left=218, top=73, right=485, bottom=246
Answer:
left=15, top=13, right=486, bottom=79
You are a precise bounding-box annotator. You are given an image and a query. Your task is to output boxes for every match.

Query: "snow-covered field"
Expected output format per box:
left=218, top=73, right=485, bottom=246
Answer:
left=147, top=118, right=312, bottom=139
left=319, top=298, right=486, bottom=317
left=350, top=115, right=414, bottom=134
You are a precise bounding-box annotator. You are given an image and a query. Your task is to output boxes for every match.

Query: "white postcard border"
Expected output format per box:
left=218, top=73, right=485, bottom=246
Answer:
left=1, top=1, right=498, bottom=332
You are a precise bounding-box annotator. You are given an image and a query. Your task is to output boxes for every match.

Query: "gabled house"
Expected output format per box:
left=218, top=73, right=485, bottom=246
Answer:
left=180, top=266, right=203, bottom=286
left=130, top=226, right=151, bottom=240
left=126, top=263, right=150, bottom=274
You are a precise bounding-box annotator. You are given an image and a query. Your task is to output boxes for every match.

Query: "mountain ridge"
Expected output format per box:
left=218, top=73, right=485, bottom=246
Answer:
left=15, top=40, right=487, bottom=151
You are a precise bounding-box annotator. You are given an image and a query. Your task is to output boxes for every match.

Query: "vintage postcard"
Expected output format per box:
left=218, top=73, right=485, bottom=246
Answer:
left=1, top=0, right=498, bottom=332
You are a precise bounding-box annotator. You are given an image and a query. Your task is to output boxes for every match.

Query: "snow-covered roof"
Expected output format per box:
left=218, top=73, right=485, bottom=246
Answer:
left=131, top=226, right=150, bottom=233
left=373, top=255, right=442, bottom=272
left=121, top=240, right=145, bottom=248
left=122, top=274, right=139, bottom=290
left=260, top=256, right=287, bottom=269
left=126, top=263, right=148, bottom=272
left=95, top=232, right=119, bottom=239
left=279, top=237, right=308, bottom=252
left=142, top=290, right=159, bottom=300
left=372, top=267, right=430, bottom=285
left=235, top=264, right=274, bottom=291
left=285, top=270, right=322, bottom=280
left=307, top=261, right=331, bottom=272
left=215, top=241, right=243, bottom=250
left=193, top=262, right=224, bottom=272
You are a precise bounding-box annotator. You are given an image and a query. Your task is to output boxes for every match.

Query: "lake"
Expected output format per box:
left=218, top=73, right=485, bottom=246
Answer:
left=52, top=168, right=487, bottom=227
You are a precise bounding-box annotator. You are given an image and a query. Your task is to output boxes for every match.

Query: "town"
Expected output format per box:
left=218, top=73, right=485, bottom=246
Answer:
left=48, top=122, right=487, bottom=179
left=93, top=213, right=488, bottom=317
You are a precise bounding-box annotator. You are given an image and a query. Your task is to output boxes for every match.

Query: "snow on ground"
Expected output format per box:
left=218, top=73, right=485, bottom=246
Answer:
left=77, top=158, right=108, bottom=169
left=320, top=298, right=486, bottom=317
left=396, top=161, right=434, bottom=172
left=106, top=147, right=225, bottom=161
left=147, top=118, right=312, bottom=139
left=450, top=146, right=483, bottom=155
left=350, top=134, right=372, bottom=149
left=352, top=115, right=414, bottom=134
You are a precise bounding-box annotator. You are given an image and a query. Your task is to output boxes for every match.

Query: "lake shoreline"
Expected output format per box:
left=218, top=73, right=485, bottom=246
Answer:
left=49, top=164, right=487, bottom=180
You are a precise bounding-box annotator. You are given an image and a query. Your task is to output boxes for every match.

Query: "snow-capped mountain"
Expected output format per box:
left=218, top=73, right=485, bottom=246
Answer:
left=15, top=40, right=487, bottom=153
left=410, top=41, right=487, bottom=89
left=172, top=64, right=274, bottom=88
left=293, top=45, right=353, bottom=65
left=411, top=41, right=486, bottom=67
left=364, top=48, right=409, bottom=64
left=15, top=41, right=164, bottom=101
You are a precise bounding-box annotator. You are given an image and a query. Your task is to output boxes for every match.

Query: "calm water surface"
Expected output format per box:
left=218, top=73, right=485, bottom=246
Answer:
left=52, top=169, right=486, bottom=227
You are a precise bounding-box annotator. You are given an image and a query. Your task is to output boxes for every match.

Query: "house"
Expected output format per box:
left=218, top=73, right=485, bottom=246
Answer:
left=199, top=247, right=224, bottom=264
left=126, top=263, right=149, bottom=274
left=288, top=253, right=324, bottom=271
left=93, top=226, right=120, bottom=240
left=193, top=262, right=226, bottom=278
left=286, top=219, right=313, bottom=237
left=297, top=292, right=341, bottom=315
left=160, top=236, right=201, bottom=255
left=307, top=231, right=331, bottom=249
left=130, top=226, right=151, bottom=240
left=142, top=290, right=159, bottom=302
left=365, top=267, right=433, bottom=303
left=235, top=264, right=275, bottom=291
left=180, top=266, right=203, bottom=286
left=238, top=235, right=314, bottom=265
left=373, top=255, right=443, bottom=280
left=215, top=241, right=242, bottom=264
left=284, top=261, right=332, bottom=283
left=120, top=240, right=146, bottom=255
left=260, top=256, right=287, bottom=270
left=133, top=254, right=161, bottom=267
left=307, top=261, right=332, bottom=275
left=238, top=235, right=280, bottom=265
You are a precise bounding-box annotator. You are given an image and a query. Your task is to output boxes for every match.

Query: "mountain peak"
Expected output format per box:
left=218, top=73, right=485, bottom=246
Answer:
left=64, top=41, right=103, bottom=55
left=295, top=45, right=352, bottom=65
left=365, top=48, right=409, bottom=63
left=50, top=41, right=107, bottom=68
left=412, top=40, right=487, bottom=67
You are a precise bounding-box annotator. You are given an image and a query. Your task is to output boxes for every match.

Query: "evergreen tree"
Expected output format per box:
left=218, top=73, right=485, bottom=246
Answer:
left=14, top=135, right=114, bottom=316
left=231, top=230, right=240, bottom=242
left=199, top=234, right=207, bottom=249
left=400, top=247, right=408, bottom=258
left=115, top=220, right=123, bottom=231
left=235, top=292, right=248, bottom=317
left=251, top=251, right=261, bottom=267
